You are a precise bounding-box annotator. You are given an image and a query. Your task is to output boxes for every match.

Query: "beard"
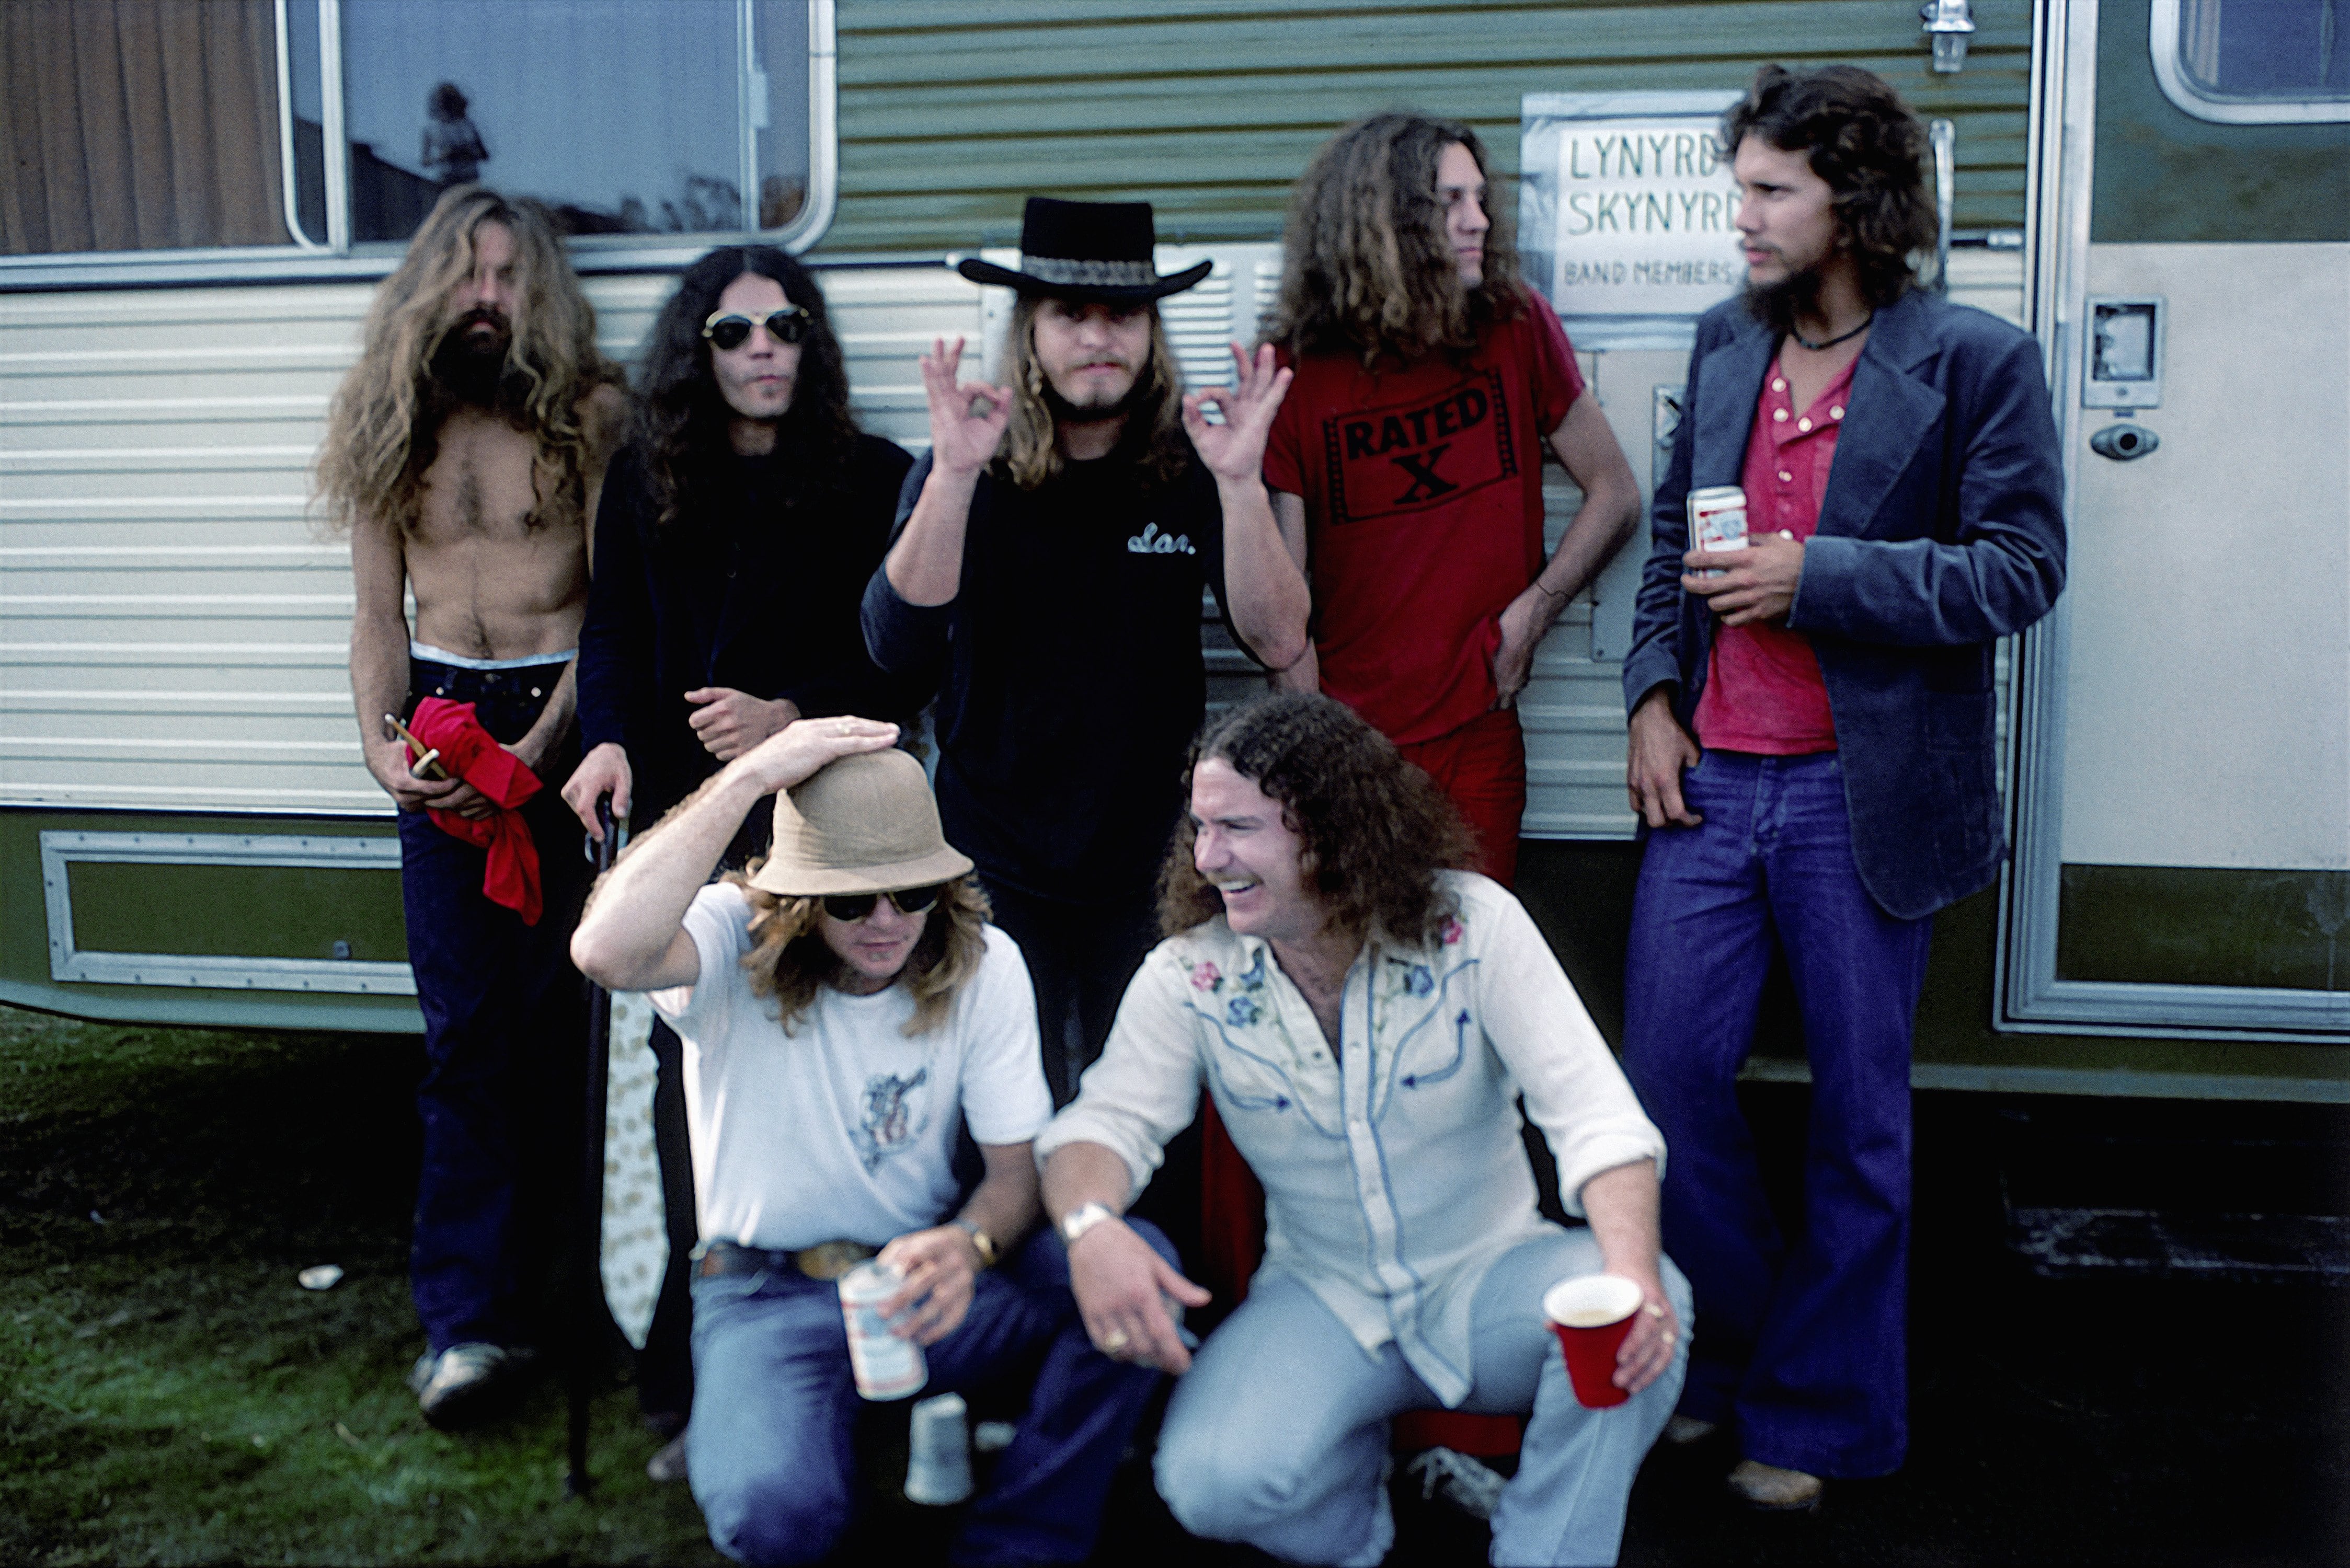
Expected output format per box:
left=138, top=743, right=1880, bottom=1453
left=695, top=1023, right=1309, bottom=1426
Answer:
left=1743, top=256, right=1828, bottom=338
left=428, top=309, right=514, bottom=409
left=1039, top=366, right=1146, bottom=425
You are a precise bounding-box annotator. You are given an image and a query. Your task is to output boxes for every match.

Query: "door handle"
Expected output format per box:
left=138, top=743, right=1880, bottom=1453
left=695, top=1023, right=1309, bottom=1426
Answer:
left=2089, top=422, right=2160, bottom=461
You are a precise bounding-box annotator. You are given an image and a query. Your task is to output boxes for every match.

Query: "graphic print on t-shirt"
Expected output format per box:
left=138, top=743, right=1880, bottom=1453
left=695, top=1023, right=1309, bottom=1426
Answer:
left=854, top=1066, right=930, bottom=1172
left=1317, top=369, right=1518, bottom=525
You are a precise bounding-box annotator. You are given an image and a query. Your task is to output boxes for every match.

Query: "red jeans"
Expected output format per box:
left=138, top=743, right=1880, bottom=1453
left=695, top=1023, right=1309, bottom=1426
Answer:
left=1397, top=706, right=1527, bottom=889
left=1201, top=707, right=1530, bottom=1455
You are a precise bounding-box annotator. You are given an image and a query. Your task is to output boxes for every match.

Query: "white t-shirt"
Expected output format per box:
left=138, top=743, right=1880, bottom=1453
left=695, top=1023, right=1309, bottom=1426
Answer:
left=650, top=883, right=1051, bottom=1251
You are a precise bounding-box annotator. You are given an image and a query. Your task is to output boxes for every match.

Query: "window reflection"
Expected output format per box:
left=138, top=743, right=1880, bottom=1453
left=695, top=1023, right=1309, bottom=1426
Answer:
left=336, top=0, right=809, bottom=244
left=2177, top=0, right=2348, bottom=100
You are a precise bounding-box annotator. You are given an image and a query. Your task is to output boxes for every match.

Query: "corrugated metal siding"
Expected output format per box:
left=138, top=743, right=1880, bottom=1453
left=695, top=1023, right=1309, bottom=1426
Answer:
left=0, top=272, right=977, bottom=816
left=0, top=242, right=2022, bottom=830
left=828, top=0, right=2034, bottom=256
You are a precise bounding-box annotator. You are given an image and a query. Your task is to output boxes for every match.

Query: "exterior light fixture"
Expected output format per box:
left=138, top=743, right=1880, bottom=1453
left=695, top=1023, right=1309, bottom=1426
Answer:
left=1921, top=0, right=1976, bottom=73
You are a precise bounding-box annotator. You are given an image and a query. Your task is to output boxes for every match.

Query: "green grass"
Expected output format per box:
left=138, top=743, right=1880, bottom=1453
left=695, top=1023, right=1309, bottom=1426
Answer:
left=0, top=1004, right=720, bottom=1566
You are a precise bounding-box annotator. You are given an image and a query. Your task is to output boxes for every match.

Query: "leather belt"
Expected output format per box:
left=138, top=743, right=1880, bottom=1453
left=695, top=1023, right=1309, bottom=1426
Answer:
left=694, top=1239, right=875, bottom=1283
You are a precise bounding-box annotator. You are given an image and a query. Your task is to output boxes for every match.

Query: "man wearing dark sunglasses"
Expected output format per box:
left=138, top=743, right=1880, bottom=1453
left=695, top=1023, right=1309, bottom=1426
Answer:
left=570, top=247, right=924, bottom=1464
left=573, top=717, right=1176, bottom=1566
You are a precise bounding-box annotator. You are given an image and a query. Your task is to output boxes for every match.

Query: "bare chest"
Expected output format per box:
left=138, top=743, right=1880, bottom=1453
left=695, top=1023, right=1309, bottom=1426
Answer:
left=413, top=415, right=555, bottom=544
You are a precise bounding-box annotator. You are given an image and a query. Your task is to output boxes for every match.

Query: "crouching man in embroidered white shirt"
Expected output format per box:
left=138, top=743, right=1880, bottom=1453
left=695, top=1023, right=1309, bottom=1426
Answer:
left=1036, top=691, right=1690, bottom=1567
left=572, top=716, right=1176, bottom=1566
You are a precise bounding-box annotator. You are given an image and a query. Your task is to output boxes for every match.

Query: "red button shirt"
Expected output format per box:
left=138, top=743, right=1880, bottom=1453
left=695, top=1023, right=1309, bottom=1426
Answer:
left=1690, top=355, right=1855, bottom=755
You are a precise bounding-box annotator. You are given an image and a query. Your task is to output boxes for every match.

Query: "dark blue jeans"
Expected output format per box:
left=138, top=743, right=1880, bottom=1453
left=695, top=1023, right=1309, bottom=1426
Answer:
left=399, top=656, right=586, bottom=1354
left=687, top=1224, right=1175, bottom=1567
left=1621, top=751, right=1933, bottom=1479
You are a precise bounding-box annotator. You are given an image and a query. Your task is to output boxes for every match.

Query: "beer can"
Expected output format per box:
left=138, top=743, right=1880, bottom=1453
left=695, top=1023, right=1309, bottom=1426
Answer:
left=1688, top=485, right=1748, bottom=577
left=839, top=1260, right=927, bottom=1400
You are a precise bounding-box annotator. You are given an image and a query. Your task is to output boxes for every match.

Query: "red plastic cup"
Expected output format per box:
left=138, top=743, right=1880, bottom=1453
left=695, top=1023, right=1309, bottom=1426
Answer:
left=1543, top=1273, right=1645, bottom=1409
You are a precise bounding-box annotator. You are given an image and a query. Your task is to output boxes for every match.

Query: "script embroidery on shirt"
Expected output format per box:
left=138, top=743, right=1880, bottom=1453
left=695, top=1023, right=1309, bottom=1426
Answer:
left=1125, top=522, right=1197, bottom=556
left=1317, top=369, right=1517, bottom=525
left=853, top=1066, right=930, bottom=1172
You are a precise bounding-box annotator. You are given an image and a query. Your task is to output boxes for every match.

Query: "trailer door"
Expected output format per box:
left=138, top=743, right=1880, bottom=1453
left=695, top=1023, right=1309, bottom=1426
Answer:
left=2004, top=0, right=2350, bottom=1040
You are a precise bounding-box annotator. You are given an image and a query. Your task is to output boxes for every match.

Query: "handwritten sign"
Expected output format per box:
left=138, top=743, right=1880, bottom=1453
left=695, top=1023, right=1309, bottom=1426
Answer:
left=1519, top=91, right=1744, bottom=332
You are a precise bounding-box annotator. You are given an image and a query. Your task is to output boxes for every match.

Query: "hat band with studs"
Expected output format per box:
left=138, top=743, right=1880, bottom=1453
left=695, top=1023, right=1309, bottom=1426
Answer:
left=1019, top=255, right=1160, bottom=287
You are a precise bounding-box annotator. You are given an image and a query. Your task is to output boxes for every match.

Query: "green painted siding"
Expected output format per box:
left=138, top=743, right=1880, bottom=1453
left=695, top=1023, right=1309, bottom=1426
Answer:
left=825, top=0, right=2035, bottom=256
left=2091, top=0, right=2350, bottom=244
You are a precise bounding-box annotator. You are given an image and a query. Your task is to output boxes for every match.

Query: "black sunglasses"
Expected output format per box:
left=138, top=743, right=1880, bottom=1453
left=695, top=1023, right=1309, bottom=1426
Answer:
left=702, top=306, right=810, bottom=350
left=821, top=884, right=945, bottom=923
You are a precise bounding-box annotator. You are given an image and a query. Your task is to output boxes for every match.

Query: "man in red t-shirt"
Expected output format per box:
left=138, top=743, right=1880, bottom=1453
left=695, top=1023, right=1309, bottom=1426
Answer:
left=1244, top=110, right=1644, bottom=1480
left=1260, top=111, right=1642, bottom=887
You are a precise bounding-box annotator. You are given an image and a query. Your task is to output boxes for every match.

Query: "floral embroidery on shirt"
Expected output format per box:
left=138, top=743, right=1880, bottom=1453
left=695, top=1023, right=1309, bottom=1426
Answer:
left=1190, top=961, right=1222, bottom=991
left=1404, top=964, right=1435, bottom=997
left=1441, top=918, right=1464, bottom=947
left=1225, top=995, right=1264, bottom=1028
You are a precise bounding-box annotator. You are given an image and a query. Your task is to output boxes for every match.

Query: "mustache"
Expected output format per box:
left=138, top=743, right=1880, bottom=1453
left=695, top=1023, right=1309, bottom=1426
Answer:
left=444, top=306, right=511, bottom=343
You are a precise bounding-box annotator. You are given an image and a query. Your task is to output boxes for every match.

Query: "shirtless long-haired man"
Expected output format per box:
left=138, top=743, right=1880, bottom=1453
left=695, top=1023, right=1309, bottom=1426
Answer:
left=317, top=185, right=628, bottom=1428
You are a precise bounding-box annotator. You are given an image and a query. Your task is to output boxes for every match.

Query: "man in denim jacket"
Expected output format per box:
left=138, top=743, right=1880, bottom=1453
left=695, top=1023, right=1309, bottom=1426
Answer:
left=1038, top=693, right=1688, bottom=1566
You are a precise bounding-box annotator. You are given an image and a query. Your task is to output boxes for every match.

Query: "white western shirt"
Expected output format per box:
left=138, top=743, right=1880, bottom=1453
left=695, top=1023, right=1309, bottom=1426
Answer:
left=1035, top=871, right=1665, bottom=1406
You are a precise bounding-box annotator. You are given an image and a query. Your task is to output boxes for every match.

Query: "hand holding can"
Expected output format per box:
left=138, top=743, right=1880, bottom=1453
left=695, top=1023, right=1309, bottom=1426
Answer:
left=839, top=1259, right=927, bottom=1401
left=1688, top=486, right=1748, bottom=579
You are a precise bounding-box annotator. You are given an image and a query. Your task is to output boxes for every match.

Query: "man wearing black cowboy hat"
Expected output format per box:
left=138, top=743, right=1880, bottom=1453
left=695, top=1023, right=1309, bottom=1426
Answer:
left=863, top=195, right=1311, bottom=1107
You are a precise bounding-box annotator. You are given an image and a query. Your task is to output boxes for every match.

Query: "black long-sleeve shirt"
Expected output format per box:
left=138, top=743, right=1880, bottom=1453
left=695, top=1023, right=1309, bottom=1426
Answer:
left=861, top=445, right=1239, bottom=906
left=580, top=434, right=922, bottom=831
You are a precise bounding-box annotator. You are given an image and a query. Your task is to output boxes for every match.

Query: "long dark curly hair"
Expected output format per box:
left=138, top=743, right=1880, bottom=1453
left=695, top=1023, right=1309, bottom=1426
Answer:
left=1259, top=112, right=1527, bottom=370
left=1722, top=65, right=1939, bottom=308
left=636, top=245, right=861, bottom=526
left=1157, top=693, right=1474, bottom=948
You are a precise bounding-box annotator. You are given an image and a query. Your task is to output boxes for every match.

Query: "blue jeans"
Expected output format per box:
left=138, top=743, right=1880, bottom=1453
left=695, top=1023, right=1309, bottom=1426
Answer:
left=1620, top=751, right=1933, bottom=1478
left=687, top=1224, right=1173, bottom=1567
left=1155, top=1230, right=1690, bottom=1567
left=399, top=656, right=585, bottom=1353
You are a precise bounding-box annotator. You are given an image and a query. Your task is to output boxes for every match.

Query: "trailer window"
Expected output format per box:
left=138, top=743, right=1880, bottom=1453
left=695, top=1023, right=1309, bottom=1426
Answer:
left=0, top=0, right=292, bottom=256
left=2152, top=0, right=2350, bottom=122
left=2, top=0, right=831, bottom=278
left=333, top=0, right=811, bottom=246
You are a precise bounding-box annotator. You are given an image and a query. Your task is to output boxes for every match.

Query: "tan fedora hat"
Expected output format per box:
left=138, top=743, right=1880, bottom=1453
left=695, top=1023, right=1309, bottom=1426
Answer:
left=748, top=750, right=974, bottom=898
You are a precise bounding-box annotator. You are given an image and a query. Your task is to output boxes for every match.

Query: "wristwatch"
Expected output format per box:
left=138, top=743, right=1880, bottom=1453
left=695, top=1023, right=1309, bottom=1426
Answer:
left=1059, top=1201, right=1119, bottom=1248
left=951, top=1216, right=998, bottom=1269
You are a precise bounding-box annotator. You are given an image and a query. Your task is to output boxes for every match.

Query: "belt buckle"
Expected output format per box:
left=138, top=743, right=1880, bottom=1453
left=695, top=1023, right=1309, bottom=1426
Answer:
left=796, top=1240, right=872, bottom=1282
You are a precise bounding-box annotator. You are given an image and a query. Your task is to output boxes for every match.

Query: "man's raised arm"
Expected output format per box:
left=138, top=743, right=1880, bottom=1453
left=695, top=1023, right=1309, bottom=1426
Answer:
left=879, top=337, right=1011, bottom=608
left=1186, top=343, right=1310, bottom=673
left=570, top=717, right=899, bottom=993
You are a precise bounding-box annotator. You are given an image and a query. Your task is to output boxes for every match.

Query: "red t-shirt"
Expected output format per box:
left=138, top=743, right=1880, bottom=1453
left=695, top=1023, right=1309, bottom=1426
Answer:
left=1690, top=355, right=1855, bottom=754
left=1264, top=293, right=1587, bottom=745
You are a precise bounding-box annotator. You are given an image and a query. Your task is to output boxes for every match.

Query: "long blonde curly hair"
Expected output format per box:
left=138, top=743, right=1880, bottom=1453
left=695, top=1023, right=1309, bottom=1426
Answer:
left=1260, top=113, right=1527, bottom=370
left=313, top=186, right=623, bottom=535
left=727, top=874, right=994, bottom=1037
left=998, top=295, right=1191, bottom=490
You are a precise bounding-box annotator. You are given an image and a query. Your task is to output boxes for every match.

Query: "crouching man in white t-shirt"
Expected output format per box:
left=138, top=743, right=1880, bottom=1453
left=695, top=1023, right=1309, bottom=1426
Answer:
left=573, top=716, right=1177, bottom=1566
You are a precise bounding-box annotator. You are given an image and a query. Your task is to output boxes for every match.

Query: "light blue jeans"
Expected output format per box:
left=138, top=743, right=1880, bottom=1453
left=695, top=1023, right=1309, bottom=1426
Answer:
left=1155, top=1228, right=1690, bottom=1566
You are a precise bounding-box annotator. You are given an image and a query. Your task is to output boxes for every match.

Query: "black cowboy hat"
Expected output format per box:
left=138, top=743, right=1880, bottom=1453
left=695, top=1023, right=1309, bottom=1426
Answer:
left=956, top=197, right=1212, bottom=303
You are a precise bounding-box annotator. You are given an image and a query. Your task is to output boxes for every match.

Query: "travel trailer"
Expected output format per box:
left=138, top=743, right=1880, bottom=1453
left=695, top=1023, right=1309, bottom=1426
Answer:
left=3, top=0, right=2343, bottom=1099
